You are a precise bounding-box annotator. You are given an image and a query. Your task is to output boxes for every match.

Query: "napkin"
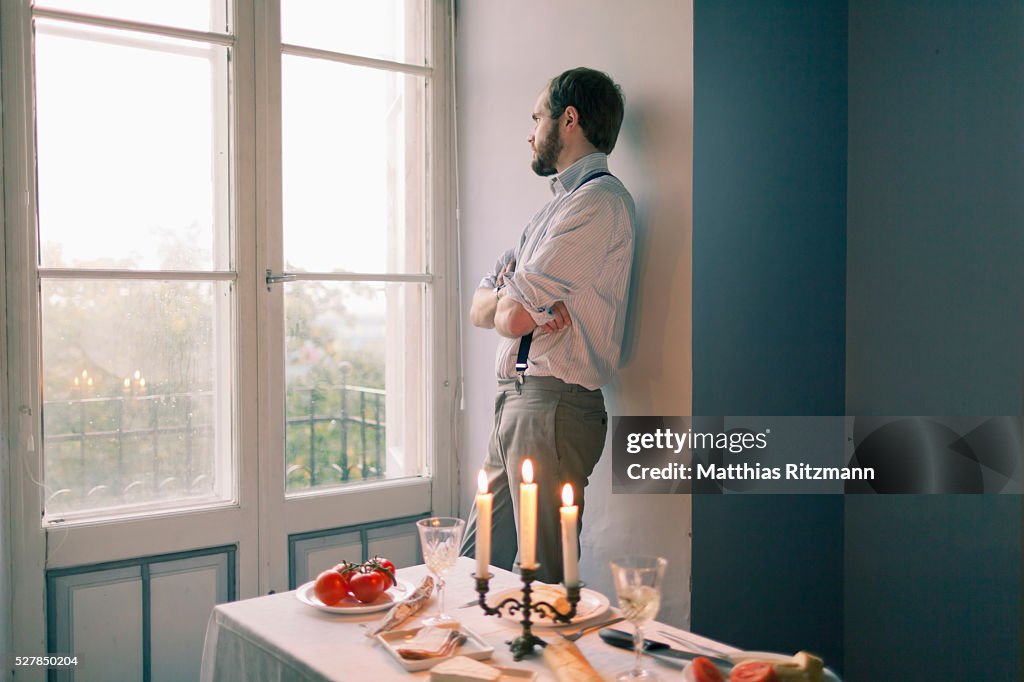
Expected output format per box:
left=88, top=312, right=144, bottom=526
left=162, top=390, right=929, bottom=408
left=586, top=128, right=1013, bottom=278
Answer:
left=365, top=575, right=434, bottom=638
left=396, top=627, right=465, bottom=660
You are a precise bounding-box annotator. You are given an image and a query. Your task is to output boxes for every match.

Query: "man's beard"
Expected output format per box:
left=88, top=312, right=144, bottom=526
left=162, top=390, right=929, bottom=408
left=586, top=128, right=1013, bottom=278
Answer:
left=531, top=132, right=562, bottom=176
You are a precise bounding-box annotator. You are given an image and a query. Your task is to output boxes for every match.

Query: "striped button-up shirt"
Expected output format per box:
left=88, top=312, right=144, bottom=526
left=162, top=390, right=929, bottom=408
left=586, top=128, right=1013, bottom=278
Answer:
left=481, top=153, right=635, bottom=390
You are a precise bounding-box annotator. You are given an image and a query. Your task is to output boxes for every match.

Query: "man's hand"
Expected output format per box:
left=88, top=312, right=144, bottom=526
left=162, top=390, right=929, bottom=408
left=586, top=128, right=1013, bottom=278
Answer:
left=470, top=259, right=517, bottom=329
left=536, top=301, right=571, bottom=335
left=496, top=259, right=516, bottom=288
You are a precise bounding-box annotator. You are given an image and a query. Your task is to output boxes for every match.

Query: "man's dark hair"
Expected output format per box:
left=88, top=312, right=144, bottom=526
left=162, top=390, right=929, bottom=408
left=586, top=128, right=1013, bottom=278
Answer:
left=546, top=67, right=625, bottom=154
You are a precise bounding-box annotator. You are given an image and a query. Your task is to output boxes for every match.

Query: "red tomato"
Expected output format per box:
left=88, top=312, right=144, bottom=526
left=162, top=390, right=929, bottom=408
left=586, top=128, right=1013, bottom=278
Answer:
left=313, top=569, right=348, bottom=606
left=730, top=662, right=778, bottom=682
left=332, top=560, right=358, bottom=593
left=691, top=657, right=725, bottom=682
left=349, top=569, right=387, bottom=603
left=367, top=556, right=397, bottom=589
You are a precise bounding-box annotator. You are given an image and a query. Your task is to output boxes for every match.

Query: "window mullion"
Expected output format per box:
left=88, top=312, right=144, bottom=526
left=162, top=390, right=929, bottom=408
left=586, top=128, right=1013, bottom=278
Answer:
left=249, top=0, right=290, bottom=595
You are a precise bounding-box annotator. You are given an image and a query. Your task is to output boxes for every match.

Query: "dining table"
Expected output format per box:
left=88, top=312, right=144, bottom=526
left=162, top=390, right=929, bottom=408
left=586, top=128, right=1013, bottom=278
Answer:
left=200, top=556, right=741, bottom=681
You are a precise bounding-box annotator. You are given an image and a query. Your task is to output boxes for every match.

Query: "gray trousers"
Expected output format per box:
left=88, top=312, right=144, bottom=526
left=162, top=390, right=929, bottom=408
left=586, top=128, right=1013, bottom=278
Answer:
left=460, top=376, right=608, bottom=584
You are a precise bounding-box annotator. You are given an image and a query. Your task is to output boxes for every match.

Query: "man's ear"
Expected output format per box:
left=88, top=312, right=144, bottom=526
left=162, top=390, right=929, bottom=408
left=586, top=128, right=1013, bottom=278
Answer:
left=563, top=105, right=580, bottom=129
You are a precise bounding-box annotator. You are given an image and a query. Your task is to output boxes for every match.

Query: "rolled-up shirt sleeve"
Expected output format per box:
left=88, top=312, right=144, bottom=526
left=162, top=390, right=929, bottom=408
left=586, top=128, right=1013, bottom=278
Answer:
left=502, top=190, right=626, bottom=325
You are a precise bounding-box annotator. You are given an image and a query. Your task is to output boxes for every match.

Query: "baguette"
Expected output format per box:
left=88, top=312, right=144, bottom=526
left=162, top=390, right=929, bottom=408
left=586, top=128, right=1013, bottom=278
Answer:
left=541, top=638, right=605, bottom=682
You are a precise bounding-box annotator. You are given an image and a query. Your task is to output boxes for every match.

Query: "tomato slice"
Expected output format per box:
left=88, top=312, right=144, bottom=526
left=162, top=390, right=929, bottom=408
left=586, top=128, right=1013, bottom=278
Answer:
left=729, top=662, right=778, bottom=682
left=691, top=656, right=725, bottom=682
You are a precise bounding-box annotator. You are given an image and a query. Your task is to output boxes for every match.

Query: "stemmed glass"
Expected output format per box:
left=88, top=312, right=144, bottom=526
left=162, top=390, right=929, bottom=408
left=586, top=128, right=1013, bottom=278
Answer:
left=609, top=556, right=668, bottom=681
left=416, top=517, right=466, bottom=626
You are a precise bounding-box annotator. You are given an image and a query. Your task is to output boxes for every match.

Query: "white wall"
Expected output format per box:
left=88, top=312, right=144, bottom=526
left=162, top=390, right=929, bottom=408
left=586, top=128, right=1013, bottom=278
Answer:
left=1, top=120, right=11, bottom=678
left=454, top=1, right=694, bottom=627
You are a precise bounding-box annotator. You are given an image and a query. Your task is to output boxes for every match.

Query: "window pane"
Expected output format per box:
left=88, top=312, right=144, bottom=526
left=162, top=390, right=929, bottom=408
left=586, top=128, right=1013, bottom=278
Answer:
left=34, top=0, right=229, bottom=33
left=35, top=21, right=231, bottom=271
left=281, top=0, right=425, bottom=65
left=282, top=57, right=425, bottom=274
left=41, top=279, right=234, bottom=517
left=284, top=281, right=426, bottom=493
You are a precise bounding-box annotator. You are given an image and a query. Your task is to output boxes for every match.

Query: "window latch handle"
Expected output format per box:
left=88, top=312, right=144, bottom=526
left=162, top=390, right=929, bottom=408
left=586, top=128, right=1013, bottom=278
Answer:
left=266, top=270, right=296, bottom=291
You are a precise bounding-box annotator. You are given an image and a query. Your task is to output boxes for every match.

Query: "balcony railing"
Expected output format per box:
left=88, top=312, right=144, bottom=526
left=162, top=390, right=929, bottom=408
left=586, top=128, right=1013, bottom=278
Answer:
left=285, top=384, right=387, bottom=489
left=42, top=384, right=387, bottom=508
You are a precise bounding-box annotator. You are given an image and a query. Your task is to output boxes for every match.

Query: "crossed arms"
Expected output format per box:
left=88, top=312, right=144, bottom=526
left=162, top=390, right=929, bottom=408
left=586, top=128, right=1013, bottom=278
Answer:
left=470, top=259, right=571, bottom=338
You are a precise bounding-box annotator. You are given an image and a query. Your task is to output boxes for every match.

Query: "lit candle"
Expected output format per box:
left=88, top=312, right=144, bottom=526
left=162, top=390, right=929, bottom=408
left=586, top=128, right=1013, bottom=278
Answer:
left=519, top=459, right=537, bottom=569
left=560, top=484, right=579, bottom=586
left=476, top=470, right=493, bottom=577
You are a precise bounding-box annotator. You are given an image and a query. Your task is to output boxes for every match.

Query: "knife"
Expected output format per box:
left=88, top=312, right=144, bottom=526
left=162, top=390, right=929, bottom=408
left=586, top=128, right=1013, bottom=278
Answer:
left=599, top=628, right=733, bottom=669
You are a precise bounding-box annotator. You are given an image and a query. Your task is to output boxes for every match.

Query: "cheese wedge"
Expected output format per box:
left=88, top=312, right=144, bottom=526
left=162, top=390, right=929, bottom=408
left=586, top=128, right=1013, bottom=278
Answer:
left=430, top=655, right=502, bottom=682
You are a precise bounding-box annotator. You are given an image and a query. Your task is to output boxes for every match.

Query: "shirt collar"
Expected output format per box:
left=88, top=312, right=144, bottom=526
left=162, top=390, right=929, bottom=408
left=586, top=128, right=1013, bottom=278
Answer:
left=549, top=152, right=610, bottom=196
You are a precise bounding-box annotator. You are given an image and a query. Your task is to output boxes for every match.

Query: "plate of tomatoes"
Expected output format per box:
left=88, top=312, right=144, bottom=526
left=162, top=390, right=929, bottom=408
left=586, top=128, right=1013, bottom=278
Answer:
left=296, top=556, right=412, bottom=614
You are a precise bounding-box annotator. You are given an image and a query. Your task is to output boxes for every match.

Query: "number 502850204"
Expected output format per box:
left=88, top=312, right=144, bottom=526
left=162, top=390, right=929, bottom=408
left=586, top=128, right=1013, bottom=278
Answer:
left=14, top=655, right=78, bottom=668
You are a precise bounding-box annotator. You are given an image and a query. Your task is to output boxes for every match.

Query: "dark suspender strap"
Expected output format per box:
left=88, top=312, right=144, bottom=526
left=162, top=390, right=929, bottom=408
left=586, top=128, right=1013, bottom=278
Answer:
left=514, top=170, right=615, bottom=380
left=515, top=332, right=533, bottom=374
left=577, top=170, right=612, bottom=186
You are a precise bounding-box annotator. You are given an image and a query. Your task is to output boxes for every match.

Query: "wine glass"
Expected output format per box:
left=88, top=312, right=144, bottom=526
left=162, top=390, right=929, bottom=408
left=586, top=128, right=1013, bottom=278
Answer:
left=416, top=517, right=466, bottom=626
left=609, top=555, right=668, bottom=681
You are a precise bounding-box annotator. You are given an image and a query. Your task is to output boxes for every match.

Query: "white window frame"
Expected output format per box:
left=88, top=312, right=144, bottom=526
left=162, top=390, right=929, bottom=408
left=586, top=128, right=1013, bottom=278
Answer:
left=2, top=0, right=459, bottom=666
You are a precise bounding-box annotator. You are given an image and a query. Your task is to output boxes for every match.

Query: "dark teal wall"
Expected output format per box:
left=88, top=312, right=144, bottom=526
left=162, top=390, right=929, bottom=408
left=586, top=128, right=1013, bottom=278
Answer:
left=694, top=1, right=1023, bottom=680
left=692, top=0, right=847, bottom=673
left=845, top=1, right=1023, bottom=680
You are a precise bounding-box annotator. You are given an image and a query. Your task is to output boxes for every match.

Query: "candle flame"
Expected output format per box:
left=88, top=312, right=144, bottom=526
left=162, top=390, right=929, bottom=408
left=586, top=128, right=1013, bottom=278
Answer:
left=522, top=459, right=534, bottom=484
left=477, top=469, right=488, bottom=494
left=562, top=483, right=574, bottom=507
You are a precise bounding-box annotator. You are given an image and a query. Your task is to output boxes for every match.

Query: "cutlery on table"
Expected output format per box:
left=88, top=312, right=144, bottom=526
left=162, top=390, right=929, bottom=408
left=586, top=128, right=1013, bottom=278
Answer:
left=657, top=629, right=730, bottom=657
left=397, top=630, right=468, bottom=660
left=560, top=616, right=626, bottom=642
left=598, top=628, right=733, bottom=669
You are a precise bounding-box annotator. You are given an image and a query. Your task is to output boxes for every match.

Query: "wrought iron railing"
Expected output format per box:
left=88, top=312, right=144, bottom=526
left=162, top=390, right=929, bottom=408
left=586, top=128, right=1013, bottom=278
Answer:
left=285, top=384, right=387, bottom=488
left=42, top=384, right=387, bottom=506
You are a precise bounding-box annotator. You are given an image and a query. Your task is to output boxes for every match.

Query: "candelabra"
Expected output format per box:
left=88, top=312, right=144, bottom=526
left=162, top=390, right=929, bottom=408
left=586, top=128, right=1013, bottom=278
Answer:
left=473, top=564, right=583, bottom=660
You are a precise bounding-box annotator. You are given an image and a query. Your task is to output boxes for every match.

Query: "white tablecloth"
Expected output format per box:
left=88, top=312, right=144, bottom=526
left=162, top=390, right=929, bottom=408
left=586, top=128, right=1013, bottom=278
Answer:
left=200, top=557, right=737, bottom=681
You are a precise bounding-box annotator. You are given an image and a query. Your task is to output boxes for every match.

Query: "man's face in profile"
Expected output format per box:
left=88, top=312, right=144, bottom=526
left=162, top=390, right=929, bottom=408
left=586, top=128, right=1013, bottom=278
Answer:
left=529, top=89, right=562, bottom=176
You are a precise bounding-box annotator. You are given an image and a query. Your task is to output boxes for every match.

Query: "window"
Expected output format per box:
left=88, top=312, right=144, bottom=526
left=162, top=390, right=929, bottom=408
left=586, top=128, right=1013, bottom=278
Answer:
left=34, top=9, right=235, bottom=518
left=7, top=0, right=454, bottom=521
left=279, top=1, right=431, bottom=494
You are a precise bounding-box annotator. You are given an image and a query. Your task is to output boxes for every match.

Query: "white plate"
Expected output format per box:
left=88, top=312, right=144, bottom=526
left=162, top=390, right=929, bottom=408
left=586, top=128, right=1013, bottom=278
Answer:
left=487, top=585, right=610, bottom=628
left=377, top=625, right=495, bottom=672
left=295, top=579, right=414, bottom=614
left=730, top=651, right=842, bottom=680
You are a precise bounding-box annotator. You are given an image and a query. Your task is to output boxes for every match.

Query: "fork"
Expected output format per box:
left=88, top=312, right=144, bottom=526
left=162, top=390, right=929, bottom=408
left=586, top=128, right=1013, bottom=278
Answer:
left=438, top=632, right=468, bottom=657
left=560, top=616, right=626, bottom=642
left=657, top=629, right=728, bottom=657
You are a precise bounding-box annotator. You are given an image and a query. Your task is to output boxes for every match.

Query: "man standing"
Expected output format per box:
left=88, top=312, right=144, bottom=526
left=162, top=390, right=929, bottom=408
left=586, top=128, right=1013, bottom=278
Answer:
left=461, top=68, right=635, bottom=584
